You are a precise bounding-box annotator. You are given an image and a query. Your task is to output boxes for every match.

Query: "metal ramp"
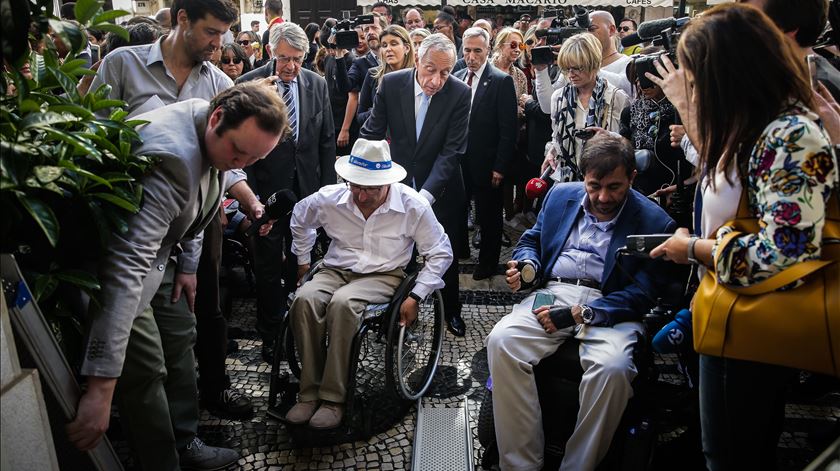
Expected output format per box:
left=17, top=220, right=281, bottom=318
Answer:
left=411, top=398, right=474, bottom=471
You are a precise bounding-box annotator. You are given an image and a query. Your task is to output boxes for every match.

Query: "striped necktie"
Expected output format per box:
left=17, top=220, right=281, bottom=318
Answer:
left=416, top=93, right=430, bottom=141
left=282, top=81, right=297, bottom=141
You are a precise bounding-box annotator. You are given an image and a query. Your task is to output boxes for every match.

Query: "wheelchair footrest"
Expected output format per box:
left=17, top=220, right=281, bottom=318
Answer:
left=411, top=398, right=474, bottom=471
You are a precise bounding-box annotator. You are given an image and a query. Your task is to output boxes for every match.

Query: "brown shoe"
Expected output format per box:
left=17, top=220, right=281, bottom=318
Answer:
left=309, top=402, right=344, bottom=430
left=285, top=400, right=319, bottom=425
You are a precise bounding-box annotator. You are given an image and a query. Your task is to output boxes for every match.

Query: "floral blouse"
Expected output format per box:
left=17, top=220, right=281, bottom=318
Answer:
left=715, top=107, right=838, bottom=286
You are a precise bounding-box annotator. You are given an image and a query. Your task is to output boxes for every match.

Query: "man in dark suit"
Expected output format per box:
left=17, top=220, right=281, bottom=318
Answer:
left=487, top=135, right=676, bottom=470
left=454, top=27, right=517, bottom=280
left=237, top=22, right=336, bottom=358
left=360, top=33, right=471, bottom=336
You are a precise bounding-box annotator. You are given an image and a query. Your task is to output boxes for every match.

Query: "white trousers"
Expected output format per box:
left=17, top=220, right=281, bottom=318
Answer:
left=486, top=282, right=642, bottom=471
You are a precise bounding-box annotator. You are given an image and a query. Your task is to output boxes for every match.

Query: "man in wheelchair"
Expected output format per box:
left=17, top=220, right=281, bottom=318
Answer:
left=285, top=138, right=453, bottom=430
left=486, top=135, right=676, bottom=470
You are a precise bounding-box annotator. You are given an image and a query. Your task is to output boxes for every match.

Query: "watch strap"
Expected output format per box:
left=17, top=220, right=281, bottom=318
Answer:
left=408, top=292, right=423, bottom=303
left=687, top=236, right=700, bottom=264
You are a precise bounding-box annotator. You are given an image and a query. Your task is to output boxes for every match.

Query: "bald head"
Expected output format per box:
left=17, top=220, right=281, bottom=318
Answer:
left=474, top=19, right=493, bottom=36
left=588, top=10, right=618, bottom=57
left=154, top=8, right=171, bottom=30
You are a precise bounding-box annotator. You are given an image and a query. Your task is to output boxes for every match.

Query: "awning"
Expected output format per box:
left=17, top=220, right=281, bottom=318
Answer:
left=356, top=0, right=442, bottom=5
left=445, top=0, right=674, bottom=7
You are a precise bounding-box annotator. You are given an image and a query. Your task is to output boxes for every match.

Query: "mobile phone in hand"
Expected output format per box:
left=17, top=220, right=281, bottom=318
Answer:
left=573, top=128, right=596, bottom=140
left=532, top=292, right=555, bottom=310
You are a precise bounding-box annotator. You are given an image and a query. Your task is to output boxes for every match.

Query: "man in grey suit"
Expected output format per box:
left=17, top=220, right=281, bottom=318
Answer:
left=66, top=83, right=288, bottom=471
left=360, top=33, right=471, bottom=336
left=237, top=22, right=336, bottom=359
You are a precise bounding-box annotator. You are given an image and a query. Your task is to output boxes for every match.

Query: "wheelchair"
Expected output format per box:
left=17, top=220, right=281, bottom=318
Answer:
left=266, top=259, right=446, bottom=444
left=476, top=256, right=698, bottom=470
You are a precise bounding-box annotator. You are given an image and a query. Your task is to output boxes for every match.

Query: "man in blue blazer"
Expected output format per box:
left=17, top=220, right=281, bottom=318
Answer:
left=454, top=27, right=517, bottom=281
left=486, top=135, right=676, bottom=471
left=360, top=33, right=471, bottom=336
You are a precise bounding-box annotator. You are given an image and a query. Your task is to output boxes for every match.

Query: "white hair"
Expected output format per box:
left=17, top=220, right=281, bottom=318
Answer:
left=417, top=33, right=456, bottom=65
left=462, top=26, right=490, bottom=47
left=269, top=22, right=308, bottom=53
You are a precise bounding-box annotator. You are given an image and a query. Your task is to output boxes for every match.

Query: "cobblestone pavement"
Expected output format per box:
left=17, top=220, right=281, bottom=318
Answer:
left=116, top=220, right=840, bottom=470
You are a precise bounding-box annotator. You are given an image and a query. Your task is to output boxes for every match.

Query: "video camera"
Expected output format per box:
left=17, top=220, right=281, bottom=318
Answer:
left=622, top=16, right=690, bottom=66
left=329, top=13, right=374, bottom=50
left=530, top=7, right=591, bottom=66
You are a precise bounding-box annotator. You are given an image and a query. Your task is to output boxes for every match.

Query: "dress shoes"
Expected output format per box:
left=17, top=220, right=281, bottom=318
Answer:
left=309, top=402, right=344, bottom=429
left=445, top=312, right=466, bottom=337
left=285, top=400, right=319, bottom=425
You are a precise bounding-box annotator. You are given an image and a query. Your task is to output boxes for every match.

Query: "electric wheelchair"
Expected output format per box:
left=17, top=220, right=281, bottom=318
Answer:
left=266, top=259, right=446, bottom=444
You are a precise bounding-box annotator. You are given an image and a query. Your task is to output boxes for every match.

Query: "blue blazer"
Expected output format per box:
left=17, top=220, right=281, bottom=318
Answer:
left=513, top=182, right=677, bottom=326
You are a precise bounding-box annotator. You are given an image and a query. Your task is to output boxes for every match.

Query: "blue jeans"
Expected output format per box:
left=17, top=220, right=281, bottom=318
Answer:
left=699, top=354, right=794, bottom=471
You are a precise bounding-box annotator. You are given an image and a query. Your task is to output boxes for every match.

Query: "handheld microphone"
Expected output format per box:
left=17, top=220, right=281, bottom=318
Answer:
left=621, top=32, right=644, bottom=48
left=245, top=189, right=298, bottom=237
left=652, top=308, right=693, bottom=353
left=637, top=17, right=690, bottom=40
left=525, top=166, right=554, bottom=200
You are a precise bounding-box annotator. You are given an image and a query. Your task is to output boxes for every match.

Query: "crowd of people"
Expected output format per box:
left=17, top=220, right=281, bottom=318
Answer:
left=13, top=0, right=840, bottom=469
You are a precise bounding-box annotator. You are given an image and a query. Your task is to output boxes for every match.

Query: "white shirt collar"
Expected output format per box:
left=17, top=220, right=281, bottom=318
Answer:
left=467, top=61, right=487, bottom=84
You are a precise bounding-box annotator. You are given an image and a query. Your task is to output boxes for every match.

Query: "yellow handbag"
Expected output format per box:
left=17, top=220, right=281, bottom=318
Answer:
left=692, top=188, right=840, bottom=376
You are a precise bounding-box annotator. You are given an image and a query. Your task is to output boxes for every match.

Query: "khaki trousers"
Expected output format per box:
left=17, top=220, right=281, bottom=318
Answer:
left=289, top=267, right=404, bottom=403
left=486, top=282, right=642, bottom=471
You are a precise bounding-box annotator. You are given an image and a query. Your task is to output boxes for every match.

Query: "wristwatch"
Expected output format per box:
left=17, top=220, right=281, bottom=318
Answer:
left=687, top=236, right=700, bottom=265
left=580, top=305, right=595, bottom=325
left=408, top=292, right=423, bottom=303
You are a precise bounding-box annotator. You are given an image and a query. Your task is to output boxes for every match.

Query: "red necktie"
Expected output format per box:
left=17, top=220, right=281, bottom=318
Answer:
left=467, top=71, right=475, bottom=87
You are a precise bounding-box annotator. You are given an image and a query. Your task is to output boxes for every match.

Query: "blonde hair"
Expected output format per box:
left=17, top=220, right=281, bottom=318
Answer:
left=492, top=27, right=524, bottom=61
left=556, top=32, right=602, bottom=72
left=372, top=25, right=415, bottom=84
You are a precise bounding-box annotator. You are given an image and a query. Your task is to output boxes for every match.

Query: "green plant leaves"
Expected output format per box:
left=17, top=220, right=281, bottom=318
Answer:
left=16, top=192, right=59, bottom=247
left=92, top=23, right=129, bottom=41
left=74, top=0, right=104, bottom=25
left=92, top=9, right=130, bottom=25
left=48, top=19, right=87, bottom=57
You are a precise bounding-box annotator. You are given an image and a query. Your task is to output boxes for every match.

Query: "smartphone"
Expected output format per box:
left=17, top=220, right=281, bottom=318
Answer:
left=807, top=54, right=819, bottom=89
left=532, top=292, right=555, bottom=310
left=530, top=46, right=555, bottom=66
left=625, top=234, right=674, bottom=254
left=573, top=128, right=596, bottom=140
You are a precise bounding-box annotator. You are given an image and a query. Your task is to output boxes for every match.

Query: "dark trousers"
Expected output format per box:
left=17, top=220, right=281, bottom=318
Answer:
left=250, top=222, right=297, bottom=343
left=432, top=198, right=464, bottom=318
left=699, top=354, right=794, bottom=471
left=474, top=185, right=504, bottom=269
left=194, top=211, right=229, bottom=397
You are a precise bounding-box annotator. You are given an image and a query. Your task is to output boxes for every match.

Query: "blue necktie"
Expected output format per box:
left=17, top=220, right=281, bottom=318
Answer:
left=282, top=81, right=297, bottom=141
left=416, top=93, right=430, bottom=141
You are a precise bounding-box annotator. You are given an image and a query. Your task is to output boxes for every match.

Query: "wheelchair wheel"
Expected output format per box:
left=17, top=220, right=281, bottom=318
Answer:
left=385, top=289, right=444, bottom=400
left=477, top=386, right=496, bottom=449
left=281, top=319, right=302, bottom=379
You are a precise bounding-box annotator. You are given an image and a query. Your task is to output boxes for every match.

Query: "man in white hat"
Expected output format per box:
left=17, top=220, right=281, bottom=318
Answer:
left=285, top=138, right=454, bottom=429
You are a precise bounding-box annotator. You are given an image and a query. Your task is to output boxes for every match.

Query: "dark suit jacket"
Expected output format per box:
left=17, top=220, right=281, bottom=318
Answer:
left=236, top=61, right=336, bottom=199
left=360, top=68, right=471, bottom=225
left=454, top=64, right=517, bottom=188
left=513, top=183, right=676, bottom=326
left=357, top=69, right=377, bottom=126
left=337, top=51, right=379, bottom=94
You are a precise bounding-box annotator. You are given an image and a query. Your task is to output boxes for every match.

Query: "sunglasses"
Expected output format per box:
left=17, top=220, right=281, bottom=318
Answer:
left=505, top=42, right=526, bottom=51
left=221, top=57, right=242, bottom=65
left=237, top=40, right=251, bottom=46
left=619, top=26, right=633, bottom=32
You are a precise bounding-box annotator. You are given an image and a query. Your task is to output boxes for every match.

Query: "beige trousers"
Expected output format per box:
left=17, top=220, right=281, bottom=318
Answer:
left=289, top=267, right=404, bottom=403
left=486, top=282, right=642, bottom=471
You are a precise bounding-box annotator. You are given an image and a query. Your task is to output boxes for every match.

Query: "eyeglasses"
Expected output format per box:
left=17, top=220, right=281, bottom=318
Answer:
left=276, top=55, right=304, bottom=66
left=561, top=66, right=585, bottom=75
left=221, top=57, right=242, bottom=65
left=347, top=183, right=384, bottom=195
left=237, top=40, right=251, bottom=46
left=619, top=26, right=633, bottom=33
left=504, top=42, right=525, bottom=51
left=433, top=24, right=451, bottom=31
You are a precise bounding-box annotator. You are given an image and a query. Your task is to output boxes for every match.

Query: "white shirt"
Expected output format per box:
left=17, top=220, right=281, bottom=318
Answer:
left=291, top=183, right=453, bottom=299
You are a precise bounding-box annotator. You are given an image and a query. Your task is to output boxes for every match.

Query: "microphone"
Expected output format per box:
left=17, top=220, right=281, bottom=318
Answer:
left=245, top=189, right=298, bottom=237
left=637, top=17, right=690, bottom=40
left=525, top=166, right=554, bottom=200
left=652, top=308, right=693, bottom=353
left=621, top=32, right=644, bottom=48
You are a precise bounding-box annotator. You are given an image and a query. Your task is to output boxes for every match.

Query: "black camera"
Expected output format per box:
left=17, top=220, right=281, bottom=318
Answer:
left=331, top=14, right=374, bottom=50
left=533, top=7, right=590, bottom=47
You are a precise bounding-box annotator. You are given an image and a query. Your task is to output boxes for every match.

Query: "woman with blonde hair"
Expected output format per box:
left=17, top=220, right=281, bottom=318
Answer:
left=541, top=32, right=629, bottom=180
left=357, top=25, right=415, bottom=125
left=409, top=28, right=430, bottom=54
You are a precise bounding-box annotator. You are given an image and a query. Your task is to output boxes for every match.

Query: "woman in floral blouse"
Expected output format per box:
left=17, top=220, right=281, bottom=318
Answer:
left=647, top=5, right=837, bottom=470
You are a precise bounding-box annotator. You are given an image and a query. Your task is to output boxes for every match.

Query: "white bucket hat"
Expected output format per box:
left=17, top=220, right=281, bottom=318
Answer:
left=334, top=138, right=407, bottom=186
